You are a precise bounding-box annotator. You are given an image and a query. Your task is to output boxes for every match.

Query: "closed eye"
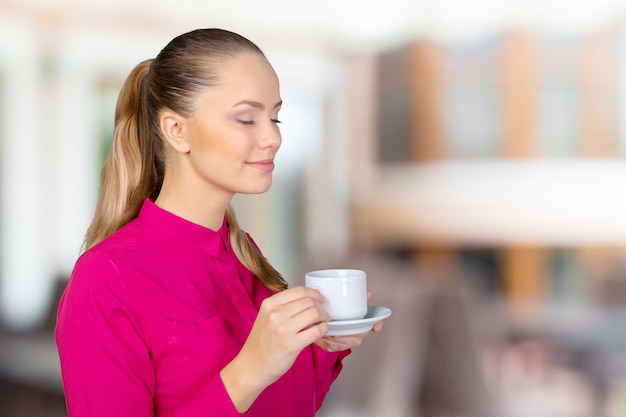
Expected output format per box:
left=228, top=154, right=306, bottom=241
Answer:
left=237, top=119, right=281, bottom=125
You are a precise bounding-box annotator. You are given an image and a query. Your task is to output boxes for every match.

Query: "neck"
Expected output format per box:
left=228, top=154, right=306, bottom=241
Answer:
left=155, top=180, right=231, bottom=231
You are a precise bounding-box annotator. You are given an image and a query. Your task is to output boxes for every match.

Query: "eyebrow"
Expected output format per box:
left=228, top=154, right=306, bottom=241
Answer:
left=234, top=100, right=283, bottom=110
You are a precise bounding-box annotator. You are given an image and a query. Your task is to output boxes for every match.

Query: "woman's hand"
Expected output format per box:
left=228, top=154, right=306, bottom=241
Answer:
left=314, top=291, right=384, bottom=352
left=221, top=286, right=330, bottom=412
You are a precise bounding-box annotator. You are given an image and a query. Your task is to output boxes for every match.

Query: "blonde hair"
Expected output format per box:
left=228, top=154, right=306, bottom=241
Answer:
left=85, top=29, right=286, bottom=292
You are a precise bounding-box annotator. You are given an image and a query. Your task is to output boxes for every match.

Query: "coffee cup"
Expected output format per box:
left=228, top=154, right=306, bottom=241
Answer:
left=305, top=269, right=368, bottom=321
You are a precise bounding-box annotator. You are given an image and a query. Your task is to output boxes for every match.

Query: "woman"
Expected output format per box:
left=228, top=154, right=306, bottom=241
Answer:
left=55, top=28, right=381, bottom=417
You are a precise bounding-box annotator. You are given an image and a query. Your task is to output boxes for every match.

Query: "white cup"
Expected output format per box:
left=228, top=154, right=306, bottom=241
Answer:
left=305, top=269, right=368, bottom=321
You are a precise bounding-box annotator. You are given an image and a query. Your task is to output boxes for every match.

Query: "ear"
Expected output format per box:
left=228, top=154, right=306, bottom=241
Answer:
left=159, top=111, right=190, bottom=154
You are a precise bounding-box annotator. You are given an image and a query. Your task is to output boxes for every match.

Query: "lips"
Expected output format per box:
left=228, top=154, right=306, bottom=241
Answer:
left=246, top=159, right=275, bottom=172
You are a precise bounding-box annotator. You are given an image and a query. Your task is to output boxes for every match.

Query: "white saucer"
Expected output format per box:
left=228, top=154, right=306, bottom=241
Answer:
left=326, top=306, right=392, bottom=336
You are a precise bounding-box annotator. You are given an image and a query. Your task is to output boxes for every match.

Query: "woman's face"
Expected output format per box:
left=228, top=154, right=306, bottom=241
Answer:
left=180, top=52, right=282, bottom=201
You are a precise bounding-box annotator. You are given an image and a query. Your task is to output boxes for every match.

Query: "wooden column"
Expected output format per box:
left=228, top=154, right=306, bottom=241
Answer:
left=501, top=246, right=547, bottom=321
left=501, top=30, right=537, bottom=158
left=412, top=247, right=459, bottom=285
left=343, top=53, right=380, bottom=251
left=408, top=40, right=446, bottom=162
left=578, top=30, right=618, bottom=157
left=500, top=31, right=546, bottom=315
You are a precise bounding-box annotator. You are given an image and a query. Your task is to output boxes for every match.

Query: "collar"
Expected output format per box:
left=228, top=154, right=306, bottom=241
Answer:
left=137, top=199, right=228, bottom=257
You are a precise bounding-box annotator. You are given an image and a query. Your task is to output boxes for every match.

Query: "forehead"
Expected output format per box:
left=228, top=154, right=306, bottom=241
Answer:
left=207, top=53, right=280, bottom=100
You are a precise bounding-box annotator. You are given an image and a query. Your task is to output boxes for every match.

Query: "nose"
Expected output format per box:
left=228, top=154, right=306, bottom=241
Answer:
left=259, top=120, right=282, bottom=150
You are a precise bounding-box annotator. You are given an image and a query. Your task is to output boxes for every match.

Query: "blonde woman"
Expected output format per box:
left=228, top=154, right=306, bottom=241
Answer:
left=55, top=28, right=381, bottom=417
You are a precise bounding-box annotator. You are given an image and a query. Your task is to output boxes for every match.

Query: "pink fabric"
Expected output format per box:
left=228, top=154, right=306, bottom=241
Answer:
left=56, top=199, right=348, bottom=417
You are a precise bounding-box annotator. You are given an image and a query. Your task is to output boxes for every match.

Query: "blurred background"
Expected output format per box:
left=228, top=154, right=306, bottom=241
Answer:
left=2, top=0, right=626, bottom=416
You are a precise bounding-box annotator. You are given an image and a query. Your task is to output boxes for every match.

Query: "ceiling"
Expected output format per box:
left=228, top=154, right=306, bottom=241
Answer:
left=3, top=0, right=626, bottom=51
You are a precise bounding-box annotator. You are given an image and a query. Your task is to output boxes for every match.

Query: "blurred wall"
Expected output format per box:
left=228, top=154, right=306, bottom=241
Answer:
left=2, top=0, right=626, bottom=333
left=0, top=2, right=357, bottom=330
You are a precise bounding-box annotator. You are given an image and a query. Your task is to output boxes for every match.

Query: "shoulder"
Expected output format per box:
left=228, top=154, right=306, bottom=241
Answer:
left=68, top=246, right=134, bottom=300
left=70, top=218, right=155, bottom=297
left=60, top=244, right=146, bottom=334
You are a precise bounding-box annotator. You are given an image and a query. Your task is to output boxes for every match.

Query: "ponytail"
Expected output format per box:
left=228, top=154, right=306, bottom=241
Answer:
left=84, top=59, right=163, bottom=250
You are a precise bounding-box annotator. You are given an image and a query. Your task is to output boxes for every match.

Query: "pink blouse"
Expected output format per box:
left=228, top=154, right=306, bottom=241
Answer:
left=56, top=200, right=348, bottom=417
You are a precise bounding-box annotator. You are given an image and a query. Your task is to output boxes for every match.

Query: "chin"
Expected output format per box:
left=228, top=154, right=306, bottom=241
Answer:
left=242, top=181, right=273, bottom=195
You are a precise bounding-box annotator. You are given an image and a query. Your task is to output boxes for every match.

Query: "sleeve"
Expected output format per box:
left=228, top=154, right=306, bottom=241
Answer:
left=311, top=345, right=351, bottom=411
left=55, top=249, right=155, bottom=417
left=56, top=249, right=246, bottom=417
left=172, top=378, right=244, bottom=417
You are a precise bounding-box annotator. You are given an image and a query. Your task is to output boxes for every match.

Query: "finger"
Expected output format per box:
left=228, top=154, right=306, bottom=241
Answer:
left=261, top=295, right=330, bottom=337
left=282, top=296, right=330, bottom=323
left=282, top=300, right=330, bottom=334
left=367, top=291, right=372, bottom=301
left=321, top=334, right=366, bottom=351
left=330, top=332, right=368, bottom=342
left=372, top=321, right=383, bottom=332
left=296, top=321, right=329, bottom=345
left=266, top=286, right=326, bottom=307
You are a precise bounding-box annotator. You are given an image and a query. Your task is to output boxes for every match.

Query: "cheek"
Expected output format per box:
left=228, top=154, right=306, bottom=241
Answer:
left=187, top=122, right=253, bottom=163
left=222, top=132, right=256, bottom=156
left=188, top=128, right=223, bottom=157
